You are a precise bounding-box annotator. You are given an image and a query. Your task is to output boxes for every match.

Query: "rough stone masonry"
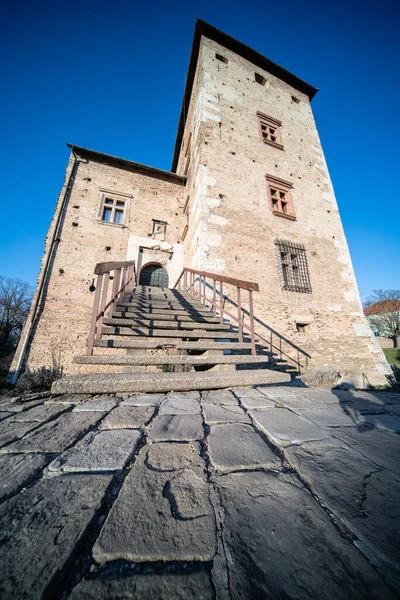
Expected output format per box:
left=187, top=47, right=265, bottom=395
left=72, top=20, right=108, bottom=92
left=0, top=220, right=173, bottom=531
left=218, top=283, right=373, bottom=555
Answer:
left=0, top=385, right=400, bottom=599
left=9, top=20, right=390, bottom=387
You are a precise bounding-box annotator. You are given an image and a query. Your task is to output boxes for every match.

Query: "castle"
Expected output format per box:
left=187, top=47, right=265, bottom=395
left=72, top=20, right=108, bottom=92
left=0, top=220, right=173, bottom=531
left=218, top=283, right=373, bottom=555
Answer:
left=10, top=20, right=390, bottom=390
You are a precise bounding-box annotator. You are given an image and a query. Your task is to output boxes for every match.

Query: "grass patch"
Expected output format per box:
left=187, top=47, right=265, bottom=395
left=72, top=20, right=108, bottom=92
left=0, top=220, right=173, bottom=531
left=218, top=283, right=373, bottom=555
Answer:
left=384, top=348, right=400, bottom=367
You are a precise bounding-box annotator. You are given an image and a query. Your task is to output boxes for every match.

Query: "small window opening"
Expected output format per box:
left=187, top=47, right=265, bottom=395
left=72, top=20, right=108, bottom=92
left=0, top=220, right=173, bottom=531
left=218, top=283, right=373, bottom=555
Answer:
left=291, top=95, right=300, bottom=104
left=152, top=219, right=167, bottom=241
left=296, top=323, right=308, bottom=334
left=215, top=53, right=228, bottom=64
left=255, top=73, right=266, bottom=86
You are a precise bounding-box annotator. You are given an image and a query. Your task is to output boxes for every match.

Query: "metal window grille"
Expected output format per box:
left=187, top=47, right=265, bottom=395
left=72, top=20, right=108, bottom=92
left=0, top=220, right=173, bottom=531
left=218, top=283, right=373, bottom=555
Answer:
left=275, top=239, right=312, bottom=293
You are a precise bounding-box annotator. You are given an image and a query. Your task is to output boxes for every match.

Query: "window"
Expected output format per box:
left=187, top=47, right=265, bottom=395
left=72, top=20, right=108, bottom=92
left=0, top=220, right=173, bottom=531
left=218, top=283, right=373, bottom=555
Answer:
left=255, top=73, right=266, bottom=86
left=257, top=112, right=283, bottom=149
left=152, top=219, right=167, bottom=241
left=275, top=239, right=312, bottom=293
left=184, top=132, right=192, bottom=176
left=182, top=197, right=189, bottom=241
left=100, top=195, right=125, bottom=225
left=266, top=175, right=296, bottom=220
left=215, top=53, right=228, bottom=64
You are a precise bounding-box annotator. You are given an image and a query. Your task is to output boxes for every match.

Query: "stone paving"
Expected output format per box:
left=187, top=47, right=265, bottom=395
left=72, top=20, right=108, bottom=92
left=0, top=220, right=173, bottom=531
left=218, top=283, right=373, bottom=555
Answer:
left=0, top=385, right=399, bottom=599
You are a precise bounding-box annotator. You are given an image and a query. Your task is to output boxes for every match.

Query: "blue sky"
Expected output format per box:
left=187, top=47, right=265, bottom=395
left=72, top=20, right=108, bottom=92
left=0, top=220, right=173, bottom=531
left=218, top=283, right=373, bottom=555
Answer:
left=1, top=0, right=399, bottom=301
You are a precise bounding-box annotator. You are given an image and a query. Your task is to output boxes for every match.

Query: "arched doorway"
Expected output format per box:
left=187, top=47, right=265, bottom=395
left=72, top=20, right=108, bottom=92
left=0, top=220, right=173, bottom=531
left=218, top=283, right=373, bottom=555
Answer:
left=139, top=264, right=169, bottom=288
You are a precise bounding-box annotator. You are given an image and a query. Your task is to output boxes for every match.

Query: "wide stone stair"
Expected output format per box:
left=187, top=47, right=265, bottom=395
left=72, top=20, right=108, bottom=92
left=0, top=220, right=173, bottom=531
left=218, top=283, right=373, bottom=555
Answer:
left=52, top=285, right=293, bottom=394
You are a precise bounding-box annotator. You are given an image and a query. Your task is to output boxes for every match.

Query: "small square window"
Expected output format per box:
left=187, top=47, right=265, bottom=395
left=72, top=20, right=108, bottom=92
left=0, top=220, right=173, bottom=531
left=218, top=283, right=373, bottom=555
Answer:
left=266, top=175, right=296, bottom=220
left=257, top=112, right=283, bottom=149
left=152, top=219, right=167, bottom=241
left=275, top=239, right=312, bottom=293
left=255, top=72, right=267, bottom=86
left=100, top=195, right=126, bottom=225
left=215, top=53, right=228, bottom=64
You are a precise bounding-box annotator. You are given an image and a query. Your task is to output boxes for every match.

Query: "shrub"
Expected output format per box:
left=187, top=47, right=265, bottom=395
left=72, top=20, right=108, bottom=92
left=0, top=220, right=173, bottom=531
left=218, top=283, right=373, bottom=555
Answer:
left=387, top=364, right=400, bottom=388
left=15, top=365, right=64, bottom=393
left=301, top=366, right=340, bottom=388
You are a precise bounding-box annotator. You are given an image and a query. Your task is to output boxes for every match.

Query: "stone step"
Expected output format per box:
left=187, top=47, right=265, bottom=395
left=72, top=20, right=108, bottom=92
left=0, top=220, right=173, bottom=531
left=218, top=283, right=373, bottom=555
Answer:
left=103, top=317, right=231, bottom=331
left=116, top=302, right=212, bottom=315
left=94, top=339, right=253, bottom=350
left=113, top=310, right=220, bottom=323
left=51, top=369, right=291, bottom=394
left=102, top=327, right=243, bottom=339
left=73, top=354, right=273, bottom=366
left=121, top=302, right=207, bottom=313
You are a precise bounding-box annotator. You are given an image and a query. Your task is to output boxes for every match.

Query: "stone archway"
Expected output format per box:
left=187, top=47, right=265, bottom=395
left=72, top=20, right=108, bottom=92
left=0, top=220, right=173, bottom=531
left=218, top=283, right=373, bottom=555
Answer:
left=139, top=263, right=169, bottom=288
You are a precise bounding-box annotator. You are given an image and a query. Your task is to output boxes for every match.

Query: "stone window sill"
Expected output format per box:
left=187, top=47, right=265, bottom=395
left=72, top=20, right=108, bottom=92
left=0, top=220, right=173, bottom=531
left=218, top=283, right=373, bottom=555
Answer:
left=263, top=139, right=284, bottom=151
left=272, top=210, right=296, bottom=221
left=96, top=219, right=125, bottom=229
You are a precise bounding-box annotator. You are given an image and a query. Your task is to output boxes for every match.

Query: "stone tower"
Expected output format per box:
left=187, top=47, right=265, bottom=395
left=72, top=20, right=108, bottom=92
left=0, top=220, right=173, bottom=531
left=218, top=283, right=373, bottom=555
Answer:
left=9, top=20, right=390, bottom=388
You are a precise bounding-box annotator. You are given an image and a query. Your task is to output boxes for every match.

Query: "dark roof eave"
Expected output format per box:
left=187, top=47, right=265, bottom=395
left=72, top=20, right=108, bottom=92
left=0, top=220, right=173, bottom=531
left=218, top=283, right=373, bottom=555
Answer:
left=171, top=19, right=319, bottom=172
left=67, top=144, right=187, bottom=185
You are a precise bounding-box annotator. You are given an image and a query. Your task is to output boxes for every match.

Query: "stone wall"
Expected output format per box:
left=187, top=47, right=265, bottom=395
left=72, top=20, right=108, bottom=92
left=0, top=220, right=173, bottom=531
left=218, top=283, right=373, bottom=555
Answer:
left=10, top=150, right=186, bottom=377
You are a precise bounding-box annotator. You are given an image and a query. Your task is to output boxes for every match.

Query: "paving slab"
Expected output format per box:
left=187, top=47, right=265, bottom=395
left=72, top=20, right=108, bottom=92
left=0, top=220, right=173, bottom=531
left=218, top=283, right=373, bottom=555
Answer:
left=273, top=395, right=320, bottom=409
left=358, top=413, right=400, bottom=432
left=203, top=403, right=251, bottom=424
left=148, top=414, right=204, bottom=442
left=250, top=407, right=326, bottom=447
left=73, top=397, right=117, bottom=412
left=69, top=572, right=213, bottom=600
left=293, top=406, right=358, bottom=427
left=48, top=429, right=141, bottom=474
left=158, top=395, right=201, bottom=415
left=93, top=443, right=217, bottom=563
left=257, top=386, right=298, bottom=399
left=9, top=404, right=69, bottom=423
left=0, top=453, right=50, bottom=502
left=0, top=420, right=42, bottom=448
left=201, top=389, right=238, bottom=405
left=99, top=406, right=154, bottom=429
left=333, top=427, right=400, bottom=475
left=237, top=395, right=277, bottom=409
left=46, top=394, right=93, bottom=405
left=146, top=442, right=201, bottom=471
left=1, top=411, right=102, bottom=453
left=295, top=388, right=343, bottom=405
left=207, top=423, right=281, bottom=473
left=0, top=400, right=42, bottom=413
left=0, top=412, right=12, bottom=422
left=216, top=471, right=395, bottom=599
left=122, top=393, right=165, bottom=406
left=0, top=474, right=112, bottom=599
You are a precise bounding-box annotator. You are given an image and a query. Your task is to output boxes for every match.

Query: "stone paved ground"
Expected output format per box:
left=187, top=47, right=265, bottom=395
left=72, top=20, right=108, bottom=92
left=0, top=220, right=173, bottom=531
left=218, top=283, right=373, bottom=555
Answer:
left=0, top=385, right=400, bottom=599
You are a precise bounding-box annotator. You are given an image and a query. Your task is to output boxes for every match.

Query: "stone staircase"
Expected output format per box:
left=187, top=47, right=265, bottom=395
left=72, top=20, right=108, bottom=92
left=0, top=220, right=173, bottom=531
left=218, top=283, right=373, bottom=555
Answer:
left=52, top=285, right=293, bottom=394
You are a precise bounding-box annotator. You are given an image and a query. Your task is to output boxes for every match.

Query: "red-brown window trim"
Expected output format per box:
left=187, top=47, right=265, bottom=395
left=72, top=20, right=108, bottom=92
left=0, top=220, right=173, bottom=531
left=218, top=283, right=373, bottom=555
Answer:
left=257, top=112, right=284, bottom=150
left=181, top=196, right=190, bottom=241
left=266, top=174, right=296, bottom=220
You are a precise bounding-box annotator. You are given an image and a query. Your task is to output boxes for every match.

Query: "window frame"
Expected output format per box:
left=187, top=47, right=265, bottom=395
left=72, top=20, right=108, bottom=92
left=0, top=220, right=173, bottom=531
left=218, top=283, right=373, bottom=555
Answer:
left=266, top=175, right=296, bottom=221
left=98, top=193, right=128, bottom=227
left=275, top=239, right=312, bottom=294
left=152, top=219, right=168, bottom=240
left=181, top=196, right=190, bottom=241
left=257, top=112, right=284, bottom=150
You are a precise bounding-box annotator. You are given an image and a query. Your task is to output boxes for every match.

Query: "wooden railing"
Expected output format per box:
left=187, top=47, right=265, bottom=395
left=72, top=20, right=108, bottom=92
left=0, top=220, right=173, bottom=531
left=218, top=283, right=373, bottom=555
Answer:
left=174, top=268, right=259, bottom=355
left=87, top=260, right=136, bottom=355
left=174, top=267, right=310, bottom=370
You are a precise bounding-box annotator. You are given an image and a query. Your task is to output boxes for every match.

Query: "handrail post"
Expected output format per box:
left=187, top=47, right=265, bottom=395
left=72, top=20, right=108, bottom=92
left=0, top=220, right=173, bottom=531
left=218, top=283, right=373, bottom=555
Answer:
left=219, top=281, right=223, bottom=324
left=108, top=269, right=120, bottom=317
left=249, top=289, right=256, bottom=356
left=87, top=274, right=103, bottom=356
left=237, top=286, right=243, bottom=343
left=97, top=272, right=110, bottom=336
left=213, top=279, right=216, bottom=317
left=184, top=270, right=187, bottom=292
left=202, top=276, right=206, bottom=306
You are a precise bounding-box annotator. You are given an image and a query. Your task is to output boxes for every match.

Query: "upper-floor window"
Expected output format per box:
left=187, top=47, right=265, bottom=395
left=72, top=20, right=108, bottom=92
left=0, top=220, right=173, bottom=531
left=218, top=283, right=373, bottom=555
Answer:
left=266, top=175, right=296, bottom=220
left=257, top=112, right=284, bottom=150
left=152, top=219, right=167, bottom=241
left=215, top=53, right=228, bottom=64
left=255, top=73, right=267, bottom=86
left=275, top=239, right=312, bottom=293
left=100, top=195, right=125, bottom=225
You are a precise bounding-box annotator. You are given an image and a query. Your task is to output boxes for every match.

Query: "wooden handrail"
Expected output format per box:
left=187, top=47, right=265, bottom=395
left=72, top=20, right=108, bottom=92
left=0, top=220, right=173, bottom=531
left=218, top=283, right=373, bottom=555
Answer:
left=87, top=260, right=136, bottom=355
left=173, top=268, right=259, bottom=291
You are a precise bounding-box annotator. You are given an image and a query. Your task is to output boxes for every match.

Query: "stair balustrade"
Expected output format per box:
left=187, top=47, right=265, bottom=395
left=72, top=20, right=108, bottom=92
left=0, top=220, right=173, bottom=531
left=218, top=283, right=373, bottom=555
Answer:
left=87, top=260, right=136, bottom=355
left=174, top=268, right=259, bottom=356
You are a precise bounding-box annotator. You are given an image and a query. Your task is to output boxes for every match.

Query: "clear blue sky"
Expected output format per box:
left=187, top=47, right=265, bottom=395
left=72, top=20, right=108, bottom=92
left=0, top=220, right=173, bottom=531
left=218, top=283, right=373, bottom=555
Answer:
left=1, top=0, right=398, bottom=300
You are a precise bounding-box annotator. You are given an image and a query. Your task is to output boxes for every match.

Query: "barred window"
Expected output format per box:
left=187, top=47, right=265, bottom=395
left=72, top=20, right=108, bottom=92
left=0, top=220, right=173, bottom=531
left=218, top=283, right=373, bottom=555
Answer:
left=275, top=239, right=312, bottom=293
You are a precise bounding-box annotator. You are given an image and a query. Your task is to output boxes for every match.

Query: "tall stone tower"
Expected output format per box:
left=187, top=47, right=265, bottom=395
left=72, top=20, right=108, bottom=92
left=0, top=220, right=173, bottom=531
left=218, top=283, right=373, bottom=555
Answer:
left=171, top=20, right=389, bottom=386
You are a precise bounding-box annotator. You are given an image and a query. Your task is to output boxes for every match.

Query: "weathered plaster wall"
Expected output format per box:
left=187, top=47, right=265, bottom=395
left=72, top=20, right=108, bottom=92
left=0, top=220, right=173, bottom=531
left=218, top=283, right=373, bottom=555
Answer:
left=10, top=151, right=186, bottom=376
left=175, top=36, right=390, bottom=386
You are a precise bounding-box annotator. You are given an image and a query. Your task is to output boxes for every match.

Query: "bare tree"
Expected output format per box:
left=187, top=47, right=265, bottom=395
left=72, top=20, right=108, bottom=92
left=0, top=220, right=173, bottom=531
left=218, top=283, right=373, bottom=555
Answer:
left=0, top=276, right=33, bottom=346
left=364, top=289, right=400, bottom=348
